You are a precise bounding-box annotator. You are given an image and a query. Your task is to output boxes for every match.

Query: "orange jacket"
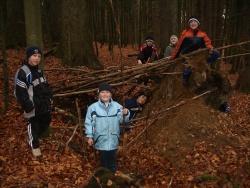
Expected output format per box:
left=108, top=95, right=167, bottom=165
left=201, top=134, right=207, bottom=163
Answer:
left=171, top=28, right=213, bottom=59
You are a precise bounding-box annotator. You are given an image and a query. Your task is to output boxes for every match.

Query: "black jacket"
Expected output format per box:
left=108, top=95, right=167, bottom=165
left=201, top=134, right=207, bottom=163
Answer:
left=137, top=44, right=158, bottom=63
left=124, top=98, right=143, bottom=120
left=15, top=62, right=52, bottom=116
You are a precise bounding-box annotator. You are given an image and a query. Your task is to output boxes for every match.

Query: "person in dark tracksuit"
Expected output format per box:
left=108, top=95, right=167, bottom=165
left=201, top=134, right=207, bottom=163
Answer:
left=14, top=46, right=52, bottom=157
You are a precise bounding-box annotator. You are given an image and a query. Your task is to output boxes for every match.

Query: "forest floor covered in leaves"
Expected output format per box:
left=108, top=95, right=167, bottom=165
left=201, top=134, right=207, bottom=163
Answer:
left=0, top=46, right=250, bottom=187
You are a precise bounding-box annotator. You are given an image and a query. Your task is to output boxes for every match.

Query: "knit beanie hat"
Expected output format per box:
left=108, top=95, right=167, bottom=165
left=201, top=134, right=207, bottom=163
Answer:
left=98, top=83, right=112, bottom=93
left=145, top=36, right=154, bottom=42
left=188, top=17, right=200, bottom=25
left=26, top=46, right=42, bottom=60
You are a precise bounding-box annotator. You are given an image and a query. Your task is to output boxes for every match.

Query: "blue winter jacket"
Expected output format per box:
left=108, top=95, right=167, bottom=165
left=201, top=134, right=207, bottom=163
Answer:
left=84, top=99, right=130, bottom=151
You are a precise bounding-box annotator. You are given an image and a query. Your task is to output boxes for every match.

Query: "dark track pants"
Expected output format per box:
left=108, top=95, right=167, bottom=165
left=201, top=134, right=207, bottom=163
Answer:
left=27, top=113, right=51, bottom=149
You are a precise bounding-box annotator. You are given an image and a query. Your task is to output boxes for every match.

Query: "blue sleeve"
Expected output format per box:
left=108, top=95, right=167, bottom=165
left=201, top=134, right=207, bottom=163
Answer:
left=84, top=106, right=94, bottom=138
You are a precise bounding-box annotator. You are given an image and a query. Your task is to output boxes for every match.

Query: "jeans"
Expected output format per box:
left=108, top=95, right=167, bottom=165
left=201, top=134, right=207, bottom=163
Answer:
left=207, top=50, right=220, bottom=64
left=182, top=50, right=220, bottom=85
left=182, top=66, right=192, bottom=84
left=99, top=149, right=117, bottom=173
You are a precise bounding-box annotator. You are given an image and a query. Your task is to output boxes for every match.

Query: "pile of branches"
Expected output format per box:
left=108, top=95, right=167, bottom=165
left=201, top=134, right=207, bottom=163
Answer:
left=52, top=58, right=178, bottom=97
left=50, top=41, right=250, bottom=98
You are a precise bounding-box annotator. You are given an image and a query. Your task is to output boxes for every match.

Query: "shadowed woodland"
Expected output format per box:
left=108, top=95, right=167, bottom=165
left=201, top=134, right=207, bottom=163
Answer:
left=0, top=0, right=250, bottom=187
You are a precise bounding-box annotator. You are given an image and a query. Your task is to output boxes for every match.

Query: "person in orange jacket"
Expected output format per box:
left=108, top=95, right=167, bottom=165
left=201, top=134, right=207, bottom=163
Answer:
left=172, top=16, right=220, bottom=84
left=172, top=17, right=230, bottom=113
left=172, top=17, right=214, bottom=59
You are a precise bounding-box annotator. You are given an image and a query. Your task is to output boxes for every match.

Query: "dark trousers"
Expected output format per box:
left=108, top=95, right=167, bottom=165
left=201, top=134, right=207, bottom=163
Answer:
left=182, top=50, right=220, bottom=84
left=28, top=113, right=51, bottom=149
left=99, top=150, right=117, bottom=173
left=182, top=66, right=192, bottom=83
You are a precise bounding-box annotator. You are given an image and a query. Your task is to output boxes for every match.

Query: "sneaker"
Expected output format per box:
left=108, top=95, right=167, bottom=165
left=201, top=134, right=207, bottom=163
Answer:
left=219, top=102, right=230, bottom=113
left=225, top=105, right=230, bottom=113
left=32, top=148, right=42, bottom=157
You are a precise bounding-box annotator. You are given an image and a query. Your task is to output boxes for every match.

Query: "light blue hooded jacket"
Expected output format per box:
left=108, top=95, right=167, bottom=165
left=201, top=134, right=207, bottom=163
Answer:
left=84, top=99, right=130, bottom=151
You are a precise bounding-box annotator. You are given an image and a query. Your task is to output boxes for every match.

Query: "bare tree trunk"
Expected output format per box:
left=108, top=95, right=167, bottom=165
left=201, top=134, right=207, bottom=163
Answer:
left=6, top=0, right=26, bottom=47
left=0, top=0, right=9, bottom=113
left=90, top=0, right=99, bottom=56
left=43, top=0, right=62, bottom=45
left=23, top=0, right=44, bottom=67
left=23, top=0, right=43, bottom=48
left=60, top=0, right=102, bottom=68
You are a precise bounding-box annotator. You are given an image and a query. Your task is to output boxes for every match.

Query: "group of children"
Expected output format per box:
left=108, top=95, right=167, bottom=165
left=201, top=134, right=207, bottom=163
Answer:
left=14, top=16, right=230, bottom=173
left=14, top=47, right=148, bottom=172
left=137, top=16, right=229, bottom=110
left=137, top=16, right=217, bottom=62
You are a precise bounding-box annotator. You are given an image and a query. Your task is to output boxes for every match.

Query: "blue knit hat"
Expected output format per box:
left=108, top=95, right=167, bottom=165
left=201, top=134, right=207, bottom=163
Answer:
left=26, top=46, right=42, bottom=59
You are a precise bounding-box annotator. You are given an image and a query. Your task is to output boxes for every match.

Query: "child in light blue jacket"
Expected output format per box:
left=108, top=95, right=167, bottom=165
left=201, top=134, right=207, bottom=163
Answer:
left=84, top=83, right=130, bottom=172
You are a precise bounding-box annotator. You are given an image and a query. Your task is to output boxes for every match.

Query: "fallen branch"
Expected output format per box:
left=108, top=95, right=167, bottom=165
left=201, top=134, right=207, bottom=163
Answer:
left=161, top=72, right=182, bottom=75
left=168, top=177, right=173, bottom=188
left=54, top=88, right=97, bottom=97
left=125, top=118, right=158, bottom=149
left=219, top=52, right=250, bottom=60
left=44, top=67, right=89, bottom=72
left=51, top=126, right=76, bottom=130
left=75, top=98, right=87, bottom=158
left=54, top=107, right=78, bottom=122
left=54, top=78, right=140, bottom=97
left=65, top=124, right=79, bottom=149
left=216, top=40, right=250, bottom=50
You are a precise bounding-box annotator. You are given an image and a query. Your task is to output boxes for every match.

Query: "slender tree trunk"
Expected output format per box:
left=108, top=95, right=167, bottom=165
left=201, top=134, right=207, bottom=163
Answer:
left=44, top=0, right=62, bottom=45
left=0, top=0, right=9, bottom=113
left=158, top=0, right=168, bottom=54
left=23, top=0, right=43, bottom=48
left=137, top=0, right=141, bottom=46
left=23, top=0, right=44, bottom=67
left=90, top=0, right=99, bottom=56
left=6, top=0, right=26, bottom=47
left=60, top=0, right=102, bottom=68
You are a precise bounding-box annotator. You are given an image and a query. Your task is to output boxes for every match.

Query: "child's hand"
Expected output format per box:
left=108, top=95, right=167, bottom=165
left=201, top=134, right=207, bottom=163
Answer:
left=122, top=108, right=129, bottom=115
left=87, top=138, right=93, bottom=146
left=209, top=48, right=214, bottom=54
